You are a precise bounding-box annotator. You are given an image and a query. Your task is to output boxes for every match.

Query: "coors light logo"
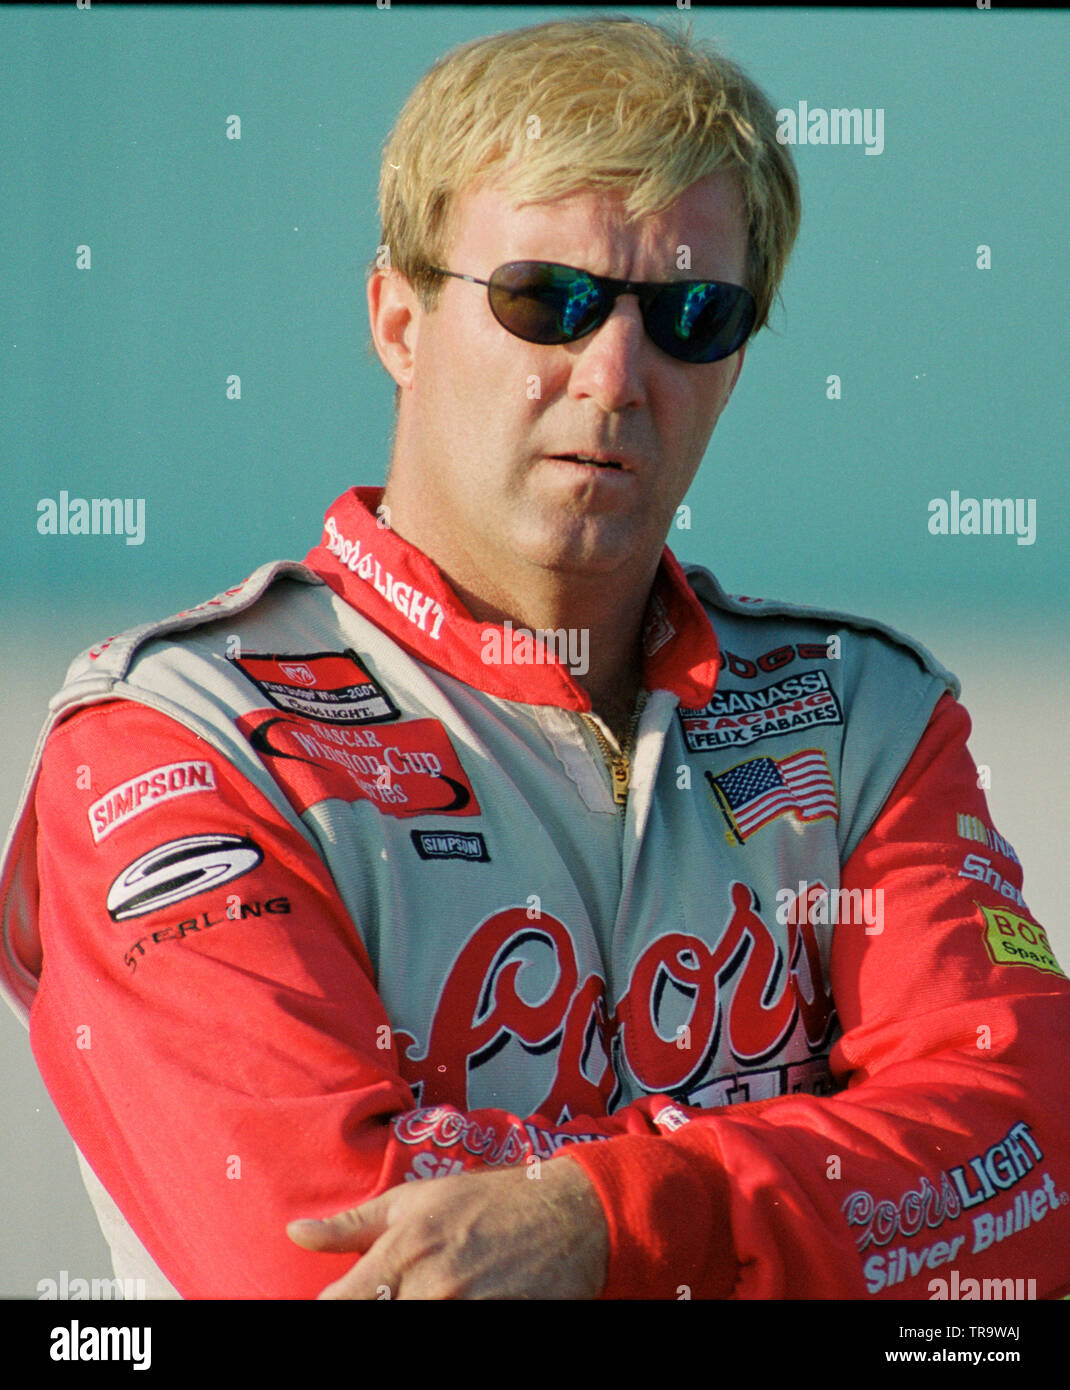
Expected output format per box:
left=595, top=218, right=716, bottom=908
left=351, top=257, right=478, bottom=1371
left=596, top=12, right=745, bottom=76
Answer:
left=394, top=882, right=834, bottom=1119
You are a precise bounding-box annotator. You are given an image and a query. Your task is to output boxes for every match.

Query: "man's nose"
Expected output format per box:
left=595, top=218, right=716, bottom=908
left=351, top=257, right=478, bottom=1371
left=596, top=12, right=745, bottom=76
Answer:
left=564, top=294, right=648, bottom=413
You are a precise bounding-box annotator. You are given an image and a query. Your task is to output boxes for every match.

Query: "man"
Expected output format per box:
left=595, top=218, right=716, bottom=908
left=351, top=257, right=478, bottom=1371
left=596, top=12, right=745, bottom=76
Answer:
left=2, top=16, right=1069, bottom=1300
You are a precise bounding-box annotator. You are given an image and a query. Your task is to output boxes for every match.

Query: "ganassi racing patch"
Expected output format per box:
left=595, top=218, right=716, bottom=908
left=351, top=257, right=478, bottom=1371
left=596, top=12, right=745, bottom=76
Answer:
left=230, top=650, right=400, bottom=725
left=678, top=670, right=843, bottom=752
left=236, top=711, right=481, bottom=819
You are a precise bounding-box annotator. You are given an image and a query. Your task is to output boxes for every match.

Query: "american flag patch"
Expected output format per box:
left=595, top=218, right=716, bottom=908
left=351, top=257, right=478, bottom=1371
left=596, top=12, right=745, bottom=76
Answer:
left=706, top=748, right=838, bottom=844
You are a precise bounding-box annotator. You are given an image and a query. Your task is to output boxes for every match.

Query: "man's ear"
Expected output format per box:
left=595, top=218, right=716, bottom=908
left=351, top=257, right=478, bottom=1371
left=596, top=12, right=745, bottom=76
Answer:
left=367, top=268, right=421, bottom=392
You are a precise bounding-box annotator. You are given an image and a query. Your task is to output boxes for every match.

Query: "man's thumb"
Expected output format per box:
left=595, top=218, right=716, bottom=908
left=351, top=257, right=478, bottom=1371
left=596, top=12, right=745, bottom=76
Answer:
left=287, top=1195, right=390, bottom=1253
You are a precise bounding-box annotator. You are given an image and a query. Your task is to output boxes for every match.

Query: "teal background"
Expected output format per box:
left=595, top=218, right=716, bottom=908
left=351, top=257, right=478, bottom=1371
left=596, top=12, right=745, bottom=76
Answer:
left=1, top=4, right=1067, bottom=1299
left=3, top=4, right=1067, bottom=636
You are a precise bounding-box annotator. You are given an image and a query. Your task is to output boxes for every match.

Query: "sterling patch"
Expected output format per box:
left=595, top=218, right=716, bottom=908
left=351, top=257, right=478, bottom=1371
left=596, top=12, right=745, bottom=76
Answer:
left=107, top=833, right=264, bottom=921
left=236, top=711, right=481, bottom=819
left=230, top=650, right=399, bottom=725
left=679, top=670, right=843, bottom=751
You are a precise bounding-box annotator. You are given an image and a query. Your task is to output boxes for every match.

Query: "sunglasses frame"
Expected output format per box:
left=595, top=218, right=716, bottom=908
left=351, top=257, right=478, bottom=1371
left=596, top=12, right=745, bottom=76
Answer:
left=426, top=260, right=755, bottom=365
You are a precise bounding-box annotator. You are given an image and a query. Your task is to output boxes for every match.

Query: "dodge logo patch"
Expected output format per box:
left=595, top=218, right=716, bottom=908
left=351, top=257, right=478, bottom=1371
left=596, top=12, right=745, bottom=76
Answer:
left=230, top=649, right=400, bottom=725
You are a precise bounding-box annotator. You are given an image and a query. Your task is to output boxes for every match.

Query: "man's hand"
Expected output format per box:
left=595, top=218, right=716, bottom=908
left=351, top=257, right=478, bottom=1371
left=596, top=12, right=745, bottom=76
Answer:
left=286, top=1156, right=609, bottom=1300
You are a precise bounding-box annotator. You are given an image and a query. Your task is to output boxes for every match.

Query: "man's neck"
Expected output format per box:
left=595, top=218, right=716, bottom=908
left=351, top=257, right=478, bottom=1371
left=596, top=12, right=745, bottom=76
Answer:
left=448, top=567, right=650, bottom=747
left=379, top=486, right=656, bottom=744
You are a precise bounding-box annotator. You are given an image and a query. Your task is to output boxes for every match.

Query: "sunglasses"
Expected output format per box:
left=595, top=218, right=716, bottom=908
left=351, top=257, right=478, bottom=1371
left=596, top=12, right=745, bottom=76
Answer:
left=428, top=260, right=755, bottom=364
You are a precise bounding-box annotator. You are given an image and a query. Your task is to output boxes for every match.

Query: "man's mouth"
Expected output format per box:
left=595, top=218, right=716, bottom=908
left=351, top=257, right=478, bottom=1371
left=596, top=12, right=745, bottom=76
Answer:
left=550, top=453, right=625, bottom=470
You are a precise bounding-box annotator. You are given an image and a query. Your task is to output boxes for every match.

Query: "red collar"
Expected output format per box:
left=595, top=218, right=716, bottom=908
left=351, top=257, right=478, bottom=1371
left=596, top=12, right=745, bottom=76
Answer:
left=303, top=487, right=719, bottom=711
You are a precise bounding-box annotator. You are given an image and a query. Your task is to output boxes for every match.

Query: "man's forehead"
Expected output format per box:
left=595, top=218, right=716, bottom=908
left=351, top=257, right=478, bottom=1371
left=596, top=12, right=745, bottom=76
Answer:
left=445, top=171, right=748, bottom=276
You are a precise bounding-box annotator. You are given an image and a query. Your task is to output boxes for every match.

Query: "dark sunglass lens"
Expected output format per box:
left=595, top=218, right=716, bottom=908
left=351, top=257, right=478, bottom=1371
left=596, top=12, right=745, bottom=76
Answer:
left=649, top=282, right=755, bottom=362
left=488, top=263, right=604, bottom=344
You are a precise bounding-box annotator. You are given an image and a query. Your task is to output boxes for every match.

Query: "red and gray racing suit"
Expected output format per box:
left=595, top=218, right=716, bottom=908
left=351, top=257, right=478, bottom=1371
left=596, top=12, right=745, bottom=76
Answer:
left=2, top=485, right=1068, bottom=1299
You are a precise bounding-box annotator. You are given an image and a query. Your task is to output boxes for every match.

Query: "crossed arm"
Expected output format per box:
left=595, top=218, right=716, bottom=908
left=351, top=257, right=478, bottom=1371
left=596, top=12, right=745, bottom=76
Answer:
left=29, top=696, right=1070, bottom=1299
left=288, top=1160, right=608, bottom=1299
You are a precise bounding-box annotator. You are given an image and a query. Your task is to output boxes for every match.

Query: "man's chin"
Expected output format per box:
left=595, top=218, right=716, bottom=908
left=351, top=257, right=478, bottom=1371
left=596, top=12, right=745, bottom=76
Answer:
left=510, top=513, right=662, bottom=581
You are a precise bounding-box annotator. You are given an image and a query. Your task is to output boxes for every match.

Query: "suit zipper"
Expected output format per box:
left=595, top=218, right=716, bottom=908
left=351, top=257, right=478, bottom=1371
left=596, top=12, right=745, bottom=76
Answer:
left=583, top=693, right=647, bottom=811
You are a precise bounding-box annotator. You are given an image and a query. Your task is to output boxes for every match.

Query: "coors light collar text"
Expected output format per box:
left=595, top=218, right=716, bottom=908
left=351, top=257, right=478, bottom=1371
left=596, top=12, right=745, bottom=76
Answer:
left=323, top=514, right=446, bottom=641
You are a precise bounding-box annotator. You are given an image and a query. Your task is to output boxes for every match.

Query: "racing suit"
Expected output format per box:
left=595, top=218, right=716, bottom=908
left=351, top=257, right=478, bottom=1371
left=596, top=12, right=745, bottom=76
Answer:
left=2, top=485, right=1069, bottom=1299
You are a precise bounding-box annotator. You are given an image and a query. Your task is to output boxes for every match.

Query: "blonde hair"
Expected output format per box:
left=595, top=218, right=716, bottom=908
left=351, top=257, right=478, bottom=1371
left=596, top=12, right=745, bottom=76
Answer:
left=377, top=15, right=800, bottom=336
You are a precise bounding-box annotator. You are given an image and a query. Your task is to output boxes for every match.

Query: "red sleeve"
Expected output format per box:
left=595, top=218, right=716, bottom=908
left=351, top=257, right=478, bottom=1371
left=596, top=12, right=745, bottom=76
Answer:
left=30, top=701, right=669, bottom=1299
left=566, top=692, right=1070, bottom=1299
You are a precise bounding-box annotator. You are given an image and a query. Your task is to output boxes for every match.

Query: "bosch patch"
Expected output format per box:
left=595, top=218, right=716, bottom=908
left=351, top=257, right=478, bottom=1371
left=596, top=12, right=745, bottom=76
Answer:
left=230, top=650, right=399, bottom=725
left=976, top=905, right=1065, bottom=977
